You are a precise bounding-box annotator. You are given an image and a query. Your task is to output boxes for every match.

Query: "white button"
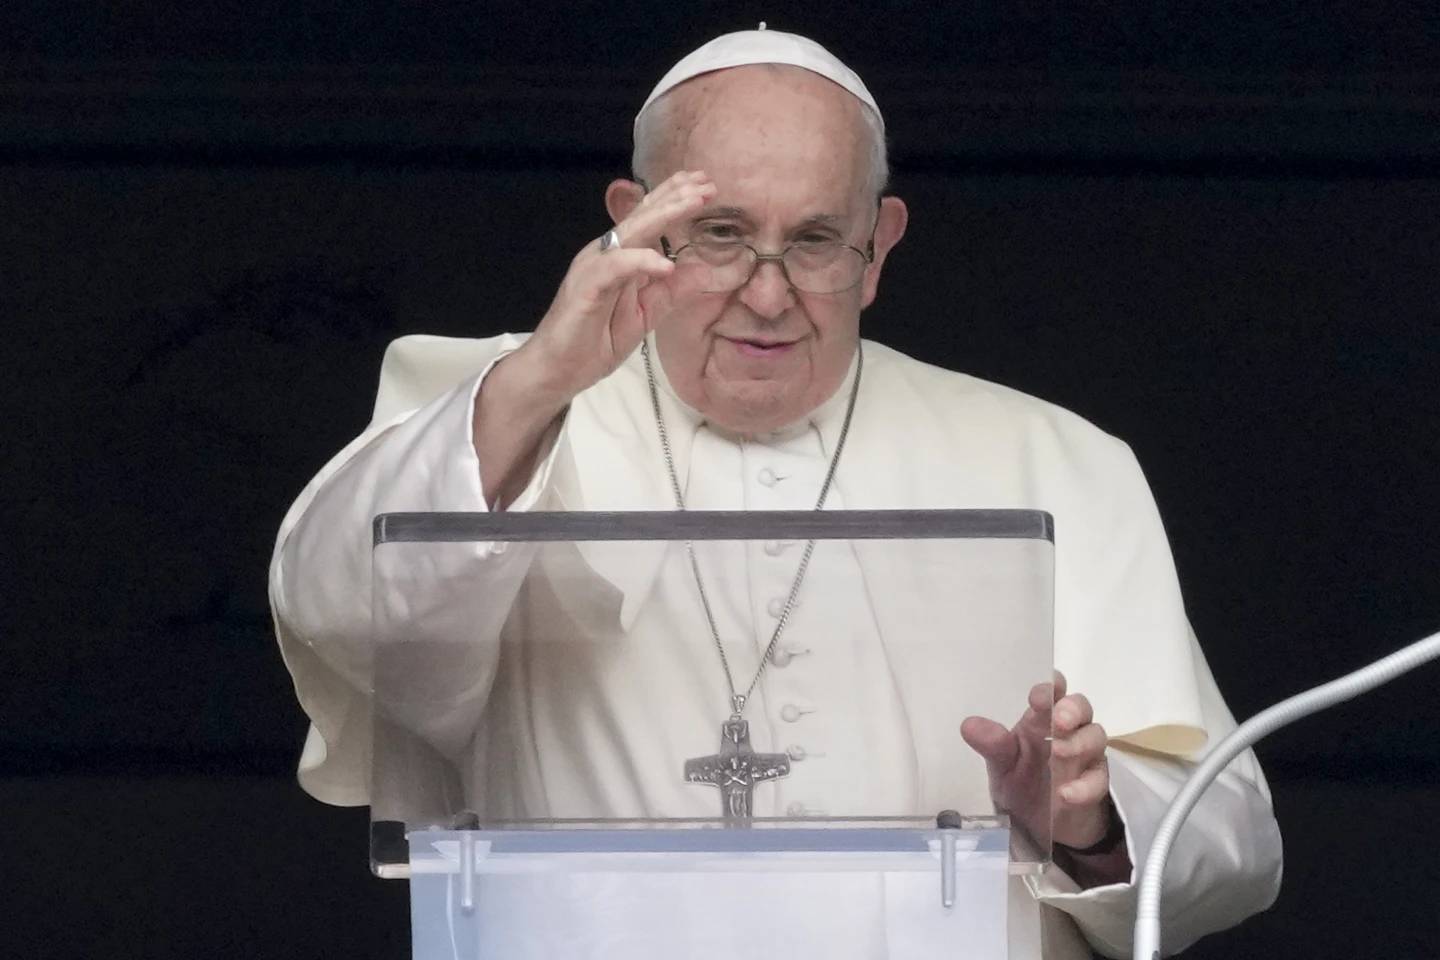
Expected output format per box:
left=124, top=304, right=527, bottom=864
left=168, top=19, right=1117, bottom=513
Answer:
left=757, top=467, right=778, bottom=487
left=785, top=802, right=807, bottom=817
left=780, top=704, right=802, bottom=722
left=787, top=744, right=807, bottom=760
left=763, top=539, right=788, bottom=556
left=769, top=646, right=793, bottom=667
left=491, top=541, right=508, bottom=556
left=766, top=597, right=788, bottom=618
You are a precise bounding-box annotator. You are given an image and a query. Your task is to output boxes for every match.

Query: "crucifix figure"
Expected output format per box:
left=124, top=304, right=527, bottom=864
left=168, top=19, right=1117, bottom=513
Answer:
left=684, top=713, right=791, bottom=822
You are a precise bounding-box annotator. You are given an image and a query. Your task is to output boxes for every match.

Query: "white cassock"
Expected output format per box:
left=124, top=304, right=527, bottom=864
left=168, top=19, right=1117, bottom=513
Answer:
left=270, top=333, right=1283, bottom=959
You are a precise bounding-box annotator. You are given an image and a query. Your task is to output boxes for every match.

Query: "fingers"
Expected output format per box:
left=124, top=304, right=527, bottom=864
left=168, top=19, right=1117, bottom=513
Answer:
left=591, top=253, right=674, bottom=352
left=1028, top=680, right=1053, bottom=715
left=1057, top=760, right=1110, bottom=806
left=581, top=248, right=675, bottom=298
left=1013, top=680, right=1094, bottom=746
left=613, top=170, right=715, bottom=250
left=1011, top=680, right=1054, bottom=744
left=1052, top=720, right=1107, bottom=766
left=1053, top=714, right=1108, bottom=807
left=960, top=716, right=1019, bottom=775
left=526, top=170, right=715, bottom=397
left=1054, top=693, right=1093, bottom=736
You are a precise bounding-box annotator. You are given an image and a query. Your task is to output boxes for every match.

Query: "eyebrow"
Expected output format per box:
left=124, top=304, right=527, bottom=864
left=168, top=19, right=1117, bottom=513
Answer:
left=694, top=206, right=748, bottom=220
left=691, top=208, right=847, bottom=228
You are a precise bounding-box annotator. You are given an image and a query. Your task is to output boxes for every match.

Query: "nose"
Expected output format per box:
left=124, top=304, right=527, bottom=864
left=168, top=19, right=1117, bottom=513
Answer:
left=737, top=258, right=795, bottom=320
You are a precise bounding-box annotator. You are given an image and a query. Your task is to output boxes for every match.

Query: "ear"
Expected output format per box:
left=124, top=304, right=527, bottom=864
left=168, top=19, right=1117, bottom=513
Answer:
left=859, top=195, right=908, bottom=309
left=605, top=179, right=647, bottom=226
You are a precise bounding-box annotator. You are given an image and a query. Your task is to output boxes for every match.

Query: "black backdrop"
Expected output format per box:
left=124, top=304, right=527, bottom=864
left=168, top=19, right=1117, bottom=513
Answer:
left=3, top=3, right=1439, bottom=957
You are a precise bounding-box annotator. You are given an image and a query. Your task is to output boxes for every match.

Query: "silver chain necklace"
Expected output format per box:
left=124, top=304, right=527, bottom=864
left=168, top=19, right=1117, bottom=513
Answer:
left=641, top=339, right=863, bottom=820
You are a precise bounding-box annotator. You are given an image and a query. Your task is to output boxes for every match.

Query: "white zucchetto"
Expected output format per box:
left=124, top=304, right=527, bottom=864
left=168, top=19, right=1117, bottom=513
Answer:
left=636, top=26, right=882, bottom=131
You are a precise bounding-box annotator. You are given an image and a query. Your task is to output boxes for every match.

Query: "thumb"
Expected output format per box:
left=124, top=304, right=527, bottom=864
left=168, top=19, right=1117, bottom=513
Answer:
left=608, top=280, right=647, bottom=355
left=636, top=274, right=674, bottom=333
left=961, top=716, right=1019, bottom=775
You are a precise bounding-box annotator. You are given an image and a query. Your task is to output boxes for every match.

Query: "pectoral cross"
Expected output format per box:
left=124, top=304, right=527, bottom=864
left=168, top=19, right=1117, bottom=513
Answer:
left=684, top=712, right=791, bottom=822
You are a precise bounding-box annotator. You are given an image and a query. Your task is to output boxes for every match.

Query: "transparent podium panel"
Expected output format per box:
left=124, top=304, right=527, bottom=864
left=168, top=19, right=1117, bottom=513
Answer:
left=369, top=510, right=1053, bottom=957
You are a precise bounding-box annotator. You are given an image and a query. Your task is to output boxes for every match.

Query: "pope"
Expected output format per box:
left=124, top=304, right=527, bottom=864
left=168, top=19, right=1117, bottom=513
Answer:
left=271, top=27, right=1283, bottom=959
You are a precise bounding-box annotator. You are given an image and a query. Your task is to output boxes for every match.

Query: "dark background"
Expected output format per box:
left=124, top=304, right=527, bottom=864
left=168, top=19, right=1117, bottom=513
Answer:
left=3, top=2, right=1439, bottom=957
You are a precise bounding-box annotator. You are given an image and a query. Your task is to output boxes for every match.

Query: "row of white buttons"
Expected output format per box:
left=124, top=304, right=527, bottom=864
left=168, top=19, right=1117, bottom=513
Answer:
left=766, top=583, right=805, bottom=664
left=756, top=458, right=815, bottom=820
left=766, top=596, right=800, bottom=618
left=770, top=645, right=813, bottom=667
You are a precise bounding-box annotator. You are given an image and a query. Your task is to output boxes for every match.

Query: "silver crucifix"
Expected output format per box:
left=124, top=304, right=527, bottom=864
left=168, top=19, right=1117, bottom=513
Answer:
left=684, top=712, right=791, bottom=822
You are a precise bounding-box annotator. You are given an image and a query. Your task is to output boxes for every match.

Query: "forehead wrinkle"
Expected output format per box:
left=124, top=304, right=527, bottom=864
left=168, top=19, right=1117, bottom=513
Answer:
left=692, top=207, right=850, bottom=226
left=653, top=64, right=868, bottom=187
left=694, top=205, right=846, bottom=223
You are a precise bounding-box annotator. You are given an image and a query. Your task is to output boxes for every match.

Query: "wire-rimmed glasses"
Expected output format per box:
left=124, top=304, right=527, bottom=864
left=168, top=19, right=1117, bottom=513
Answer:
left=661, top=236, right=874, bottom=294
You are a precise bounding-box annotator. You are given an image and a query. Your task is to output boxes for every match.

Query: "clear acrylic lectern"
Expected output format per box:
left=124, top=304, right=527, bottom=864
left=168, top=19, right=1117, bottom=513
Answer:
left=370, top=509, right=1054, bottom=959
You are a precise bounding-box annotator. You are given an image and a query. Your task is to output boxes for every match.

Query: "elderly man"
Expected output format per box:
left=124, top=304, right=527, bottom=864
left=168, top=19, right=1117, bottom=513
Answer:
left=271, top=28, right=1281, bottom=959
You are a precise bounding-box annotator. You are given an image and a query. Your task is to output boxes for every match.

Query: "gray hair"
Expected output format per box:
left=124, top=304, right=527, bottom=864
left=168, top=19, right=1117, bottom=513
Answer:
left=631, top=87, right=890, bottom=200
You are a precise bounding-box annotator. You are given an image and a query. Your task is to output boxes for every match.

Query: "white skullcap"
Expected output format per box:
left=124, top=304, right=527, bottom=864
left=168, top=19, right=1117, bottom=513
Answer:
left=636, top=25, right=882, bottom=133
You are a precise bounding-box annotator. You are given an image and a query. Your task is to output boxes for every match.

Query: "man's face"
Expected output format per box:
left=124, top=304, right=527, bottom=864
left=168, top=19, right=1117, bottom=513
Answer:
left=641, top=66, right=889, bottom=436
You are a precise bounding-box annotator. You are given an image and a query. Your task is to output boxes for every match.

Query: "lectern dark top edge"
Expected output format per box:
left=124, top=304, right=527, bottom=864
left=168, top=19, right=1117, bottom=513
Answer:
left=373, top=509, right=1055, bottom=545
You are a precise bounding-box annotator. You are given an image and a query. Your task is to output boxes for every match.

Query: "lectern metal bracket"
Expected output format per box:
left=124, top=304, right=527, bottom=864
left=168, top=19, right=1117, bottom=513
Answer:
left=936, top=809, right=963, bottom=909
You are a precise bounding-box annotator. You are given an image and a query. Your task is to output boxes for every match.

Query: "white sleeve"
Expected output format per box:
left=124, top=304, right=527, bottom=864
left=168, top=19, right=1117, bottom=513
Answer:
left=1028, top=430, right=1283, bottom=955
left=268, top=340, right=565, bottom=805
left=1027, top=668, right=1284, bottom=957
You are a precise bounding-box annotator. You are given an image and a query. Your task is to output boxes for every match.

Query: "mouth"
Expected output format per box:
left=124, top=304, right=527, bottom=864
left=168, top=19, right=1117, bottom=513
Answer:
left=722, top=335, right=800, bottom=359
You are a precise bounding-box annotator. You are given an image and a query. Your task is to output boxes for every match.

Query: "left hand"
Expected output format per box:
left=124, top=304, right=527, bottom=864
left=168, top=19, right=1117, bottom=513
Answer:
left=960, top=671, right=1115, bottom=850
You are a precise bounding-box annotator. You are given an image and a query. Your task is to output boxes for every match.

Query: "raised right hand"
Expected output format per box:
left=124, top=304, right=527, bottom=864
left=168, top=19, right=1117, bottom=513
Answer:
left=512, top=170, right=717, bottom=401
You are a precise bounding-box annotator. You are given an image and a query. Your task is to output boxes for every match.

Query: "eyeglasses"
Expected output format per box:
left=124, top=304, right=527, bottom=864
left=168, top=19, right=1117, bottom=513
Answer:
left=661, top=236, right=875, bottom=295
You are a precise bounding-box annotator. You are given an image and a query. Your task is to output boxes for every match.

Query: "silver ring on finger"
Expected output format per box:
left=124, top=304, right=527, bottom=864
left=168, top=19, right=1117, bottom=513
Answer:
left=599, top=229, right=622, bottom=253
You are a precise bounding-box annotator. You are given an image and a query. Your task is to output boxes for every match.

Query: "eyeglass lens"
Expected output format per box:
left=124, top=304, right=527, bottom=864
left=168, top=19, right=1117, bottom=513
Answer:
left=673, top=241, right=867, bottom=294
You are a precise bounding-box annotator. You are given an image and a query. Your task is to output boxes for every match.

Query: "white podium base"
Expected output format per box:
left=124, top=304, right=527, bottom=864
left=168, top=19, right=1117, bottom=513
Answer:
left=407, top=829, right=1010, bottom=960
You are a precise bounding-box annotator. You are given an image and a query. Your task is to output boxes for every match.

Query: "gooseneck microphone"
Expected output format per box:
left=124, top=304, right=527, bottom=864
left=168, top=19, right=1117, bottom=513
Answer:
left=1132, top=628, right=1440, bottom=960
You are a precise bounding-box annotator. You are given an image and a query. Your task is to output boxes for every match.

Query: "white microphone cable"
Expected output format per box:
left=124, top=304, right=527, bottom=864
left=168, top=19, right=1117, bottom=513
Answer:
left=1133, top=628, right=1440, bottom=960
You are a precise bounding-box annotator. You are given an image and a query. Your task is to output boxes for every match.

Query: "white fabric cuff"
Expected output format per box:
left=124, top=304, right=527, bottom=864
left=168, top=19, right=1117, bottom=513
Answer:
left=465, top=349, right=566, bottom=536
left=1025, top=748, right=1281, bottom=958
